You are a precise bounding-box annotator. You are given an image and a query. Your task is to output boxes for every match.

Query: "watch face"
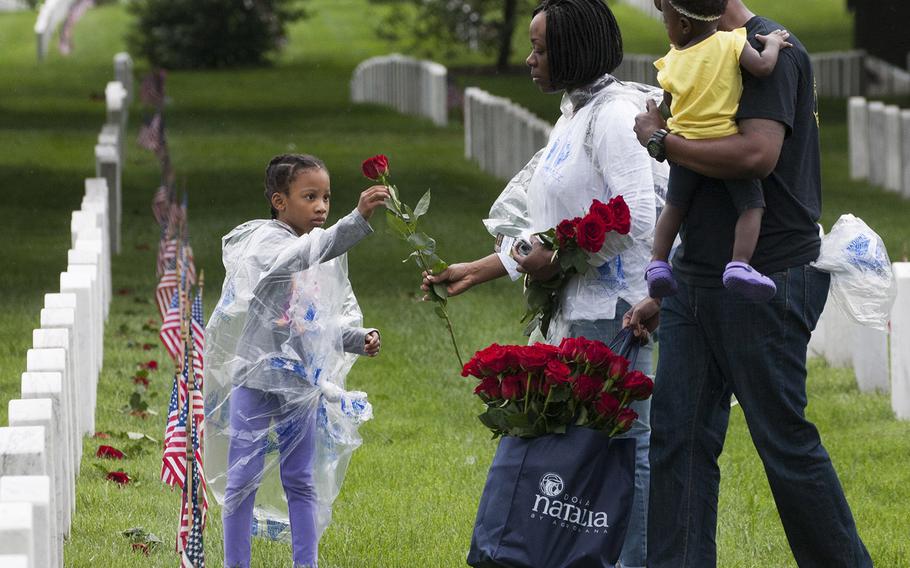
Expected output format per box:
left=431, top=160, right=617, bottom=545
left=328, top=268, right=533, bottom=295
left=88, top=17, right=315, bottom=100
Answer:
left=647, top=140, right=661, bottom=158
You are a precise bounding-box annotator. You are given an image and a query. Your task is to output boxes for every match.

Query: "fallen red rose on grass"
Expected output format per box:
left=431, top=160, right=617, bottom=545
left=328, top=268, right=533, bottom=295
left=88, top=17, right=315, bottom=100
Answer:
left=142, top=343, right=154, bottom=351
left=133, top=376, right=149, bottom=387
left=361, top=154, right=389, bottom=180
left=97, top=445, right=124, bottom=460
left=106, top=471, right=131, bottom=485
left=144, top=360, right=158, bottom=371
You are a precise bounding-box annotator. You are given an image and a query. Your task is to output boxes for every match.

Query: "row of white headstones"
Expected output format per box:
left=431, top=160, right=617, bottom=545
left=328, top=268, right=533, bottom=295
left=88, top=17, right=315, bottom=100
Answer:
left=348, top=58, right=910, bottom=424
left=0, top=53, right=133, bottom=568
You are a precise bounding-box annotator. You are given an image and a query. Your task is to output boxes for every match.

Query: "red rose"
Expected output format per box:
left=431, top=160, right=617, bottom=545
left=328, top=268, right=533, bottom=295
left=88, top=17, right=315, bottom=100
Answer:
left=145, top=360, right=158, bottom=371
left=590, top=200, right=615, bottom=231
left=96, top=445, right=124, bottom=460
left=516, top=344, right=555, bottom=370
left=462, top=357, right=482, bottom=378
left=106, top=471, right=131, bottom=485
left=501, top=374, right=527, bottom=400
left=555, top=219, right=577, bottom=247
left=594, top=392, right=621, bottom=417
left=619, top=370, right=654, bottom=400
left=474, top=344, right=507, bottom=374
left=607, top=355, right=630, bottom=381
left=575, top=213, right=608, bottom=253
left=544, top=359, right=572, bottom=385
left=133, top=376, right=149, bottom=387
left=583, top=341, right=615, bottom=368
left=474, top=376, right=502, bottom=400
left=610, top=196, right=631, bottom=235
left=362, top=154, right=390, bottom=180
left=573, top=374, right=604, bottom=401
left=559, top=336, right=593, bottom=362
left=614, top=407, right=638, bottom=433
left=142, top=343, right=154, bottom=351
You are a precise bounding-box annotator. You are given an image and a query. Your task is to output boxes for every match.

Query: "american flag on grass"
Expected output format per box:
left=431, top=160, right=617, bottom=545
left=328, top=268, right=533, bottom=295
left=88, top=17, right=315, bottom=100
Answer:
left=58, top=0, right=94, bottom=56
left=190, top=289, right=205, bottom=385
left=137, top=112, right=163, bottom=155
left=178, top=418, right=207, bottom=566
left=161, top=358, right=189, bottom=488
left=140, top=69, right=166, bottom=108
left=155, top=261, right=178, bottom=320
left=152, top=185, right=171, bottom=226
left=157, top=237, right=178, bottom=278
left=160, top=371, right=182, bottom=487
left=159, top=289, right=182, bottom=362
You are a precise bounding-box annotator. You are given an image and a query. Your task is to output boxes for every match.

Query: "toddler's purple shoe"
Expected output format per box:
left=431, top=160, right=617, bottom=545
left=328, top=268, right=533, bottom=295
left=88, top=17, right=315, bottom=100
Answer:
left=722, top=261, right=777, bottom=301
left=645, top=260, right=678, bottom=298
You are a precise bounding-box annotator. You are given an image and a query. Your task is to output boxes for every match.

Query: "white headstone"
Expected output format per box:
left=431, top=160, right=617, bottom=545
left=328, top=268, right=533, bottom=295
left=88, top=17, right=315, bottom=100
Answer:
left=821, top=300, right=855, bottom=368
left=66, top=264, right=102, bottom=373
left=867, top=101, right=887, bottom=187
left=0, top=426, right=47, bottom=480
left=20, top=372, right=75, bottom=524
left=37, top=307, right=81, bottom=463
left=0, top=555, right=28, bottom=568
left=884, top=105, right=902, bottom=192
left=0, top=502, right=33, bottom=568
left=94, top=144, right=121, bottom=254
left=848, top=97, right=869, bottom=180
left=852, top=326, right=890, bottom=393
left=902, top=110, right=910, bottom=199
left=0, top=474, right=57, bottom=568
left=6, top=402, right=62, bottom=563
left=891, top=262, right=910, bottom=419
left=59, top=272, right=98, bottom=434
left=114, top=52, right=134, bottom=105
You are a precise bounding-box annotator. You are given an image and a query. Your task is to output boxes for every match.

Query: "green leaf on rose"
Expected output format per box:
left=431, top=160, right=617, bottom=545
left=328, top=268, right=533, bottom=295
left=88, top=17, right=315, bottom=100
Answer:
left=407, top=232, right=436, bottom=254
left=432, top=283, right=449, bottom=300
left=413, top=189, right=431, bottom=219
left=385, top=210, right=410, bottom=238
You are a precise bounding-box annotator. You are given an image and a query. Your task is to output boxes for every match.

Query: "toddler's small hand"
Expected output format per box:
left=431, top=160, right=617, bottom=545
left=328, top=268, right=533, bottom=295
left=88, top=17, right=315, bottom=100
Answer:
left=357, top=185, right=391, bottom=221
left=364, top=331, right=381, bottom=357
left=756, top=29, right=792, bottom=50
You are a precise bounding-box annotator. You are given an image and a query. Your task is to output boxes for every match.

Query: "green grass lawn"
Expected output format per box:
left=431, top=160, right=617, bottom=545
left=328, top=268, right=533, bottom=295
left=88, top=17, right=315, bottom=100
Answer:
left=1, top=0, right=908, bottom=566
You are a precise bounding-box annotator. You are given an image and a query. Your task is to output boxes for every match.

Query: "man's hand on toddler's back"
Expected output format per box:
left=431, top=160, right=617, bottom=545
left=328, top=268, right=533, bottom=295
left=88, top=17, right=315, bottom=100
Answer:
left=357, top=185, right=391, bottom=221
left=364, top=331, right=381, bottom=357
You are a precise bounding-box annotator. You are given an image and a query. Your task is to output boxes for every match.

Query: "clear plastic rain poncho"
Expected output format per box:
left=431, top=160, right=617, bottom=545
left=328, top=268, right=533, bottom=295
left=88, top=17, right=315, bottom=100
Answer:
left=205, top=214, right=374, bottom=543
left=484, top=75, right=669, bottom=342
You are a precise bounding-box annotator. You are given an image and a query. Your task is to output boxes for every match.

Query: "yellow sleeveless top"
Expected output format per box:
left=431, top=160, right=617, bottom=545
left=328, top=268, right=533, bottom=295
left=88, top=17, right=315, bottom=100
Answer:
left=655, top=27, right=748, bottom=140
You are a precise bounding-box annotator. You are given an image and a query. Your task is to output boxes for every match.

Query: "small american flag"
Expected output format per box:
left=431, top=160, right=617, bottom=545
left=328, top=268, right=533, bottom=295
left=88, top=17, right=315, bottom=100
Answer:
left=159, top=289, right=182, bottom=362
left=157, top=237, right=177, bottom=278
left=137, top=112, right=163, bottom=154
left=190, top=290, right=205, bottom=385
left=161, top=360, right=189, bottom=488
left=155, top=262, right=178, bottom=320
left=180, top=244, right=197, bottom=287
left=178, top=384, right=208, bottom=564
left=152, top=186, right=171, bottom=226
left=160, top=371, right=182, bottom=487
left=140, top=69, right=166, bottom=109
left=57, top=0, right=94, bottom=55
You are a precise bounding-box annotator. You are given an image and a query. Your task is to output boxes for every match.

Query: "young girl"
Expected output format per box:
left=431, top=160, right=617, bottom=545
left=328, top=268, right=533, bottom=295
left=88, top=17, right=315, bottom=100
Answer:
left=644, top=0, right=791, bottom=301
left=204, top=154, right=389, bottom=568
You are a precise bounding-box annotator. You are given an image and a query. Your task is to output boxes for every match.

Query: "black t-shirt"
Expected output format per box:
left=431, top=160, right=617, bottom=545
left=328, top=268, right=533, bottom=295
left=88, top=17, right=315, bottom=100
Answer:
left=672, top=16, right=822, bottom=287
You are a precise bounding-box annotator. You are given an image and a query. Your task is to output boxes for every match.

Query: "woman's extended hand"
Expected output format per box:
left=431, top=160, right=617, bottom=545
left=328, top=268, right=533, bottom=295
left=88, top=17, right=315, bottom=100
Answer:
left=422, top=263, right=475, bottom=298
left=512, top=237, right=560, bottom=281
left=622, top=297, right=661, bottom=341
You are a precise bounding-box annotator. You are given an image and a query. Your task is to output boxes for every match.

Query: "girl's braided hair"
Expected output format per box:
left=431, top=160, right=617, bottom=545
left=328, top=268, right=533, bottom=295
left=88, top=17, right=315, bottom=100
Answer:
left=264, top=153, right=326, bottom=219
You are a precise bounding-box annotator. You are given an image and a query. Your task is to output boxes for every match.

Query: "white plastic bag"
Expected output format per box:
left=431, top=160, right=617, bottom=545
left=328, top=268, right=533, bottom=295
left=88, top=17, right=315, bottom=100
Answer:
left=812, top=214, right=896, bottom=331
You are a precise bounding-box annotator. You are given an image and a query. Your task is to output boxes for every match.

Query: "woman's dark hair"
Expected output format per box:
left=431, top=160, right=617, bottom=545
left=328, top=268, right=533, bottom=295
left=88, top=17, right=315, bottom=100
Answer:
left=668, top=0, right=727, bottom=20
left=264, top=153, right=326, bottom=219
left=532, top=0, right=623, bottom=90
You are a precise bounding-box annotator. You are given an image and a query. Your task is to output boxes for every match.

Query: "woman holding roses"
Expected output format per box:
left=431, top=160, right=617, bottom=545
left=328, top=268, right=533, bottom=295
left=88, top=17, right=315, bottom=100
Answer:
left=423, top=1, right=665, bottom=566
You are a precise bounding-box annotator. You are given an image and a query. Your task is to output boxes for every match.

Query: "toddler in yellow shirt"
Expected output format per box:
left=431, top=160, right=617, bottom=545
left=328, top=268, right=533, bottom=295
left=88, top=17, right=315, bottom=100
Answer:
left=644, top=0, right=791, bottom=301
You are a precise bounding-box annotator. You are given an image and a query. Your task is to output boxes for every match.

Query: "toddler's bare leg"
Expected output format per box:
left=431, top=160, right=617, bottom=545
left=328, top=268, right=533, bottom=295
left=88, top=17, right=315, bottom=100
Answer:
left=652, top=203, right=686, bottom=261
left=731, top=208, right=763, bottom=263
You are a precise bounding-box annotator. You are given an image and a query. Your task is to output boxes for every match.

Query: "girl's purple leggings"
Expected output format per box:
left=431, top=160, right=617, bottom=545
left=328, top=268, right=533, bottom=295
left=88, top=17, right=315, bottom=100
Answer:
left=223, top=386, right=318, bottom=568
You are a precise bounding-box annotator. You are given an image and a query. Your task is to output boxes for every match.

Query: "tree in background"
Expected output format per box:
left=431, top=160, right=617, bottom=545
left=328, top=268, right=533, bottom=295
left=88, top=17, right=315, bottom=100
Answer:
left=127, top=0, right=306, bottom=69
left=371, top=0, right=534, bottom=72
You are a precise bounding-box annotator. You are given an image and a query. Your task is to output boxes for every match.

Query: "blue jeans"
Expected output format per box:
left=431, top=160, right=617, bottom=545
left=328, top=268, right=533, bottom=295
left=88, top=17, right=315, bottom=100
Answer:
left=648, top=265, right=872, bottom=567
left=568, top=299, right=653, bottom=568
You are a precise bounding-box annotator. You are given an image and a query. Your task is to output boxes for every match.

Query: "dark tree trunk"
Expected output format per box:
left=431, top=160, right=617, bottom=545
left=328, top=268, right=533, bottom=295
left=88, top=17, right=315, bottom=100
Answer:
left=496, top=0, right=519, bottom=72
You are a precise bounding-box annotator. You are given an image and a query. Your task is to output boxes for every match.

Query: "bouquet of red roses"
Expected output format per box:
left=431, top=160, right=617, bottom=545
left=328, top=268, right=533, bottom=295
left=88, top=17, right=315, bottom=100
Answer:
left=463, top=336, right=652, bottom=438
left=521, top=196, right=630, bottom=337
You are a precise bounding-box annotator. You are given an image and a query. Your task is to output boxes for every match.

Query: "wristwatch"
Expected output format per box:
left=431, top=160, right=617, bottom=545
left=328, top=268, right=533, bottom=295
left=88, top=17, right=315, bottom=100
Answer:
left=647, top=128, right=669, bottom=162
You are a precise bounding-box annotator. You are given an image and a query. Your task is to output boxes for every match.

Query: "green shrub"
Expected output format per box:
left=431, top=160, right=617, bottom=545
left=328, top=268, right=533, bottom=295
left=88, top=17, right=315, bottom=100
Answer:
left=127, top=0, right=306, bottom=69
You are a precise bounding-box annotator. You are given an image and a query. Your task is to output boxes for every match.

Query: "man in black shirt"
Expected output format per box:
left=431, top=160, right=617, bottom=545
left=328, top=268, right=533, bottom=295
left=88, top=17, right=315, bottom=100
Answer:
left=627, top=1, right=873, bottom=566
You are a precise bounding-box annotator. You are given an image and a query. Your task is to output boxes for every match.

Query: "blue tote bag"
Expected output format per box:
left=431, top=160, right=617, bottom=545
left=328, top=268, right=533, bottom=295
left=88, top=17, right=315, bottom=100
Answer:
left=467, top=330, right=641, bottom=568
